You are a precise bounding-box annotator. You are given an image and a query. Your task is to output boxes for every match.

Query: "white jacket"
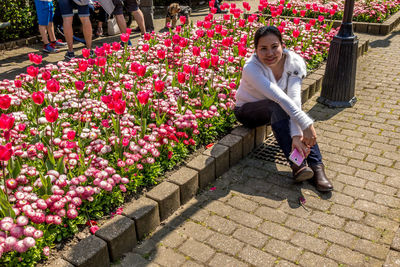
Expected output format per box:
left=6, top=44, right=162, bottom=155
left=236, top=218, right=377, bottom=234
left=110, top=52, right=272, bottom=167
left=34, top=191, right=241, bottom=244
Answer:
left=235, top=49, right=313, bottom=137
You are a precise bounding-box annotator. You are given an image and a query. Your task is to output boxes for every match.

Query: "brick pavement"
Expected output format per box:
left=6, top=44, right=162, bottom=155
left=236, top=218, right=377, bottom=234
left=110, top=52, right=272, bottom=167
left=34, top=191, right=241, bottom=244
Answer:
left=113, top=26, right=400, bottom=267
left=1, top=2, right=400, bottom=266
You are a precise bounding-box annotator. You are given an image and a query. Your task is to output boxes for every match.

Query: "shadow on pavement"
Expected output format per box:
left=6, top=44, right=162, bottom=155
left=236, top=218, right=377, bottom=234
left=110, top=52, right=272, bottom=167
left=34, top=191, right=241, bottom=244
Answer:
left=369, top=29, right=400, bottom=48
left=306, top=102, right=346, bottom=122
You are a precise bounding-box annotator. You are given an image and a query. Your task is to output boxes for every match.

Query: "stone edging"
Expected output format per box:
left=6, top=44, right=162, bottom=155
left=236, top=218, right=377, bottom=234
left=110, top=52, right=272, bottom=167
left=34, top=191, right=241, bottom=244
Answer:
left=46, top=38, right=370, bottom=267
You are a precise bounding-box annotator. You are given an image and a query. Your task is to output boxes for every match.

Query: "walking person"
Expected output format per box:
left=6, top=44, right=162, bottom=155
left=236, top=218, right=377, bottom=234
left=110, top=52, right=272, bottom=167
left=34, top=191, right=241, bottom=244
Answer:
left=113, top=0, right=146, bottom=35
left=234, top=26, right=333, bottom=192
left=58, top=0, right=93, bottom=60
left=34, top=0, right=66, bottom=53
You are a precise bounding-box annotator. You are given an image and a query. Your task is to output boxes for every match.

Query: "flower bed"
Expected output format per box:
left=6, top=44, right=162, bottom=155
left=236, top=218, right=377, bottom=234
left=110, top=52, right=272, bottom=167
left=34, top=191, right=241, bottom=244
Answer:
left=260, top=0, right=400, bottom=23
left=0, top=5, right=338, bottom=266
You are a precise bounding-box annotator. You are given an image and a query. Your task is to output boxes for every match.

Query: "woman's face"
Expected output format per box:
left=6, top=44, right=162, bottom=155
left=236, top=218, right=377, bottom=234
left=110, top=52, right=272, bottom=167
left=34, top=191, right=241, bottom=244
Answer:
left=255, top=34, right=283, bottom=68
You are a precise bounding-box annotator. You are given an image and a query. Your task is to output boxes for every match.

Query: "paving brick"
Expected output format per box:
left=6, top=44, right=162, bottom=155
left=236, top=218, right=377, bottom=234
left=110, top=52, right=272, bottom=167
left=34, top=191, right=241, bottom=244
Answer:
left=226, top=195, right=259, bottom=212
left=168, top=167, right=198, bottom=204
left=329, top=192, right=355, bottom=206
left=177, top=221, right=214, bottom=242
left=152, top=246, right=186, bottom=266
left=264, top=239, right=302, bottom=262
left=346, top=136, right=372, bottom=147
left=383, top=250, right=400, bottom=267
left=62, top=235, right=109, bottom=267
left=232, top=226, right=267, bottom=248
left=146, top=182, right=180, bottom=221
left=285, top=215, right=320, bottom=235
left=310, top=211, right=345, bottom=229
left=218, top=134, right=243, bottom=166
left=123, top=197, right=160, bottom=241
left=299, top=251, right=338, bottom=267
left=257, top=221, right=294, bottom=241
left=364, top=213, right=399, bottom=232
left=348, top=159, right=377, bottom=171
left=114, top=253, right=150, bottom=267
left=330, top=203, right=365, bottom=220
left=186, top=154, right=216, bottom=189
left=366, top=155, right=394, bottom=167
left=205, top=232, right=245, bottom=256
left=343, top=185, right=375, bottom=201
left=336, top=173, right=367, bottom=187
left=344, top=221, right=381, bottom=241
left=374, top=193, right=400, bottom=208
left=238, top=245, right=276, bottom=267
left=204, top=214, right=238, bottom=235
left=354, top=238, right=390, bottom=260
left=178, top=239, right=215, bottom=263
left=290, top=232, right=328, bottom=254
left=95, top=215, right=137, bottom=262
left=231, top=126, right=255, bottom=157
left=254, top=206, right=288, bottom=224
left=180, top=261, right=204, bottom=267
left=355, top=169, right=385, bottom=183
left=385, top=176, right=400, bottom=188
left=159, top=231, right=187, bottom=248
left=354, top=199, right=389, bottom=216
left=278, top=201, right=311, bottom=219
left=203, top=200, right=235, bottom=217
left=228, top=208, right=263, bottom=228
left=366, top=181, right=398, bottom=196
left=209, top=253, right=248, bottom=267
left=341, top=148, right=366, bottom=160
left=326, top=244, right=365, bottom=265
left=203, top=143, right=230, bottom=178
left=247, top=194, right=283, bottom=208
left=318, top=226, right=357, bottom=248
left=325, top=162, right=356, bottom=175
left=47, top=258, right=74, bottom=267
left=391, top=228, right=400, bottom=251
left=133, top=238, right=157, bottom=255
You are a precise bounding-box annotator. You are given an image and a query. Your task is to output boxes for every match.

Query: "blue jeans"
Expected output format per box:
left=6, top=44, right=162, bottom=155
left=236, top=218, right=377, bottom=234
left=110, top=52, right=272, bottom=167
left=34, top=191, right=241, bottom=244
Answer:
left=58, top=0, right=90, bottom=17
left=234, top=99, right=323, bottom=166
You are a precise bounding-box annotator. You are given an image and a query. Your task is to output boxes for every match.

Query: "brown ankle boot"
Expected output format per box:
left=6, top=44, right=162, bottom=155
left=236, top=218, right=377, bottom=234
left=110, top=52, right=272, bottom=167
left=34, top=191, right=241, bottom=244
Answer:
left=292, top=164, right=314, bottom=182
left=310, top=164, right=333, bottom=192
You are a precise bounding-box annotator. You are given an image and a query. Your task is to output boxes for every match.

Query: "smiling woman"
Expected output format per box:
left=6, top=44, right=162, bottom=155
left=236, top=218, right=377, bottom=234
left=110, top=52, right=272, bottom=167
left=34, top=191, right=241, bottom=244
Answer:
left=234, top=25, right=333, bottom=192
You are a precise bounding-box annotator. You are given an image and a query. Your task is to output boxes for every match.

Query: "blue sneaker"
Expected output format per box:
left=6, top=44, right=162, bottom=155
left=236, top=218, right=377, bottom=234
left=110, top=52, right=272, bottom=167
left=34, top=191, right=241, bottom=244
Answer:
left=51, top=40, right=66, bottom=48
left=65, top=51, right=75, bottom=60
left=43, top=43, right=59, bottom=53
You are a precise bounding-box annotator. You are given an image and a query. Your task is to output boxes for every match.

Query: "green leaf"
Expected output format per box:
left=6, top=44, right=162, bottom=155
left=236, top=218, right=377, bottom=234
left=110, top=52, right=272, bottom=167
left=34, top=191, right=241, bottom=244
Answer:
left=56, top=156, right=65, bottom=175
left=11, top=157, right=22, bottom=179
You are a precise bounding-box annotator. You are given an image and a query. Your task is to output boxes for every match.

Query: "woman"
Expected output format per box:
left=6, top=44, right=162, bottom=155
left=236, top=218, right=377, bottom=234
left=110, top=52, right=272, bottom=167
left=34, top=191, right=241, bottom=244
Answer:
left=234, top=26, right=333, bottom=192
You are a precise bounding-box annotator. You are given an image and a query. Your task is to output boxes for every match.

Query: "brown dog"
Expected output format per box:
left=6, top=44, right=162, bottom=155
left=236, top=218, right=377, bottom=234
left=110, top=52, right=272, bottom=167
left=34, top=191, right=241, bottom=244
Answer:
left=165, top=3, right=191, bottom=28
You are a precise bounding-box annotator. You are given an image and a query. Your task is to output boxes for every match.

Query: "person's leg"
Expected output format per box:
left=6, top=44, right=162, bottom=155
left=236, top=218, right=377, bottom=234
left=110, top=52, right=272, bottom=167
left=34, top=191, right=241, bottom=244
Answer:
left=34, top=0, right=50, bottom=44
left=115, top=14, right=127, bottom=33
left=306, top=143, right=323, bottom=167
left=58, top=0, right=74, bottom=52
left=76, top=4, right=92, bottom=49
left=47, top=22, right=57, bottom=42
left=38, top=25, right=50, bottom=45
left=126, top=0, right=145, bottom=34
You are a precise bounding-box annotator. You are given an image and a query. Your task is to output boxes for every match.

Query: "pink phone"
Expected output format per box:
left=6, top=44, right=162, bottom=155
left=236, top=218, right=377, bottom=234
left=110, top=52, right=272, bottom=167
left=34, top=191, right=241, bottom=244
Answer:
left=289, top=148, right=305, bottom=166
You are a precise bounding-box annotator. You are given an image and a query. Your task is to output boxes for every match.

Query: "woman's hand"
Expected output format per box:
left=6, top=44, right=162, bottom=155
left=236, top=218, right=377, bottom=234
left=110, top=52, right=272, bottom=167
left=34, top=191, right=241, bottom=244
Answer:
left=302, top=124, right=317, bottom=147
left=292, top=136, right=310, bottom=158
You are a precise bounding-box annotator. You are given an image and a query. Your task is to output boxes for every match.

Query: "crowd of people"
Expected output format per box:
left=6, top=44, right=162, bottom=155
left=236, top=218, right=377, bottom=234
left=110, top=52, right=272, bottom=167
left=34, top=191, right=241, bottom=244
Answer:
left=33, top=0, right=146, bottom=60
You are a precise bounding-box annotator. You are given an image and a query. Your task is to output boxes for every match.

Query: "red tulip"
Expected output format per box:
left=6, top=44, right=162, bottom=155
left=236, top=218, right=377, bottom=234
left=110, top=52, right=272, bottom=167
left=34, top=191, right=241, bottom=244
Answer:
left=126, top=28, right=132, bottom=35
left=207, top=30, right=215, bottom=38
left=238, top=46, right=247, bottom=57
left=78, top=61, right=88, bottom=72
left=112, top=90, right=122, bottom=101
left=309, top=19, right=316, bottom=26
left=292, top=30, right=300, bottom=38
left=154, top=80, right=165, bottom=93
left=177, top=72, right=186, bottom=84
left=82, top=48, right=91, bottom=58
left=137, top=65, right=147, bottom=77
left=137, top=91, right=149, bottom=105
left=95, top=57, right=107, bottom=67
left=142, top=44, right=149, bottom=52
left=67, top=130, right=76, bottom=140
left=120, top=33, right=130, bottom=43
left=300, top=10, right=306, bottom=17
left=43, top=105, right=59, bottom=123
left=75, top=81, right=85, bottom=91
left=46, top=79, right=60, bottom=93
left=293, top=18, right=300, bottom=25
left=42, top=71, right=51, bottom=81
left=0, top=95, right=11, bottom=110
left=192, top=46, right=200, bottom=56
left=318, top=15, right=325, bottom=22
left=14, top=80, right=22, bottom=88
left=113, top=100, right=126, bottom=114
left=0, top=143, right=13, bottom=161
left=28, top=53, right=42, bottom=64
left=211, top=55, right=219, bottom=67
left=200, top=58, right=210, bottom=69
left=179, top=16, right=186, bottom=24
left=157, top=50, right=166, bottom=60
left=112, top=42, right=121, bottom=51
left=179, top=38, right=188, bottom=48
left=27, top=66, right=39, bottom=77
left=0, top=114, right=15, bottom=130
left=32, top=91, right=45, bottom=105
left=164, top=39, right=172, bottom=47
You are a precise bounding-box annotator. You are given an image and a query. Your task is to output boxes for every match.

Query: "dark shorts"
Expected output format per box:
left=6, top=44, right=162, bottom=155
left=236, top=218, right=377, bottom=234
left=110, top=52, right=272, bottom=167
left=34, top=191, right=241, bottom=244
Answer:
left=112, top=0, right=139, bottom=15
left=34, top=0, right=54, bottom=25
left=58, top=0, right=90, bottom=17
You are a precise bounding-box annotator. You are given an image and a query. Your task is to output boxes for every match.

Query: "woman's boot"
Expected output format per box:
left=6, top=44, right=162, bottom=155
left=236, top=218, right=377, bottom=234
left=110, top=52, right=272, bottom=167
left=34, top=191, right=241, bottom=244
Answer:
left=310, top=164, right=333, bottom=192
left=292, top=163, right=314, bottom=182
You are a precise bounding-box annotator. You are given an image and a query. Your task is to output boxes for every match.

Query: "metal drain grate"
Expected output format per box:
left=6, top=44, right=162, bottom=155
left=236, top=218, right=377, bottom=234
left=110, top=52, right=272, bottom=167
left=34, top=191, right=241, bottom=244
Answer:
left=251, top=134, right=290, bottom=166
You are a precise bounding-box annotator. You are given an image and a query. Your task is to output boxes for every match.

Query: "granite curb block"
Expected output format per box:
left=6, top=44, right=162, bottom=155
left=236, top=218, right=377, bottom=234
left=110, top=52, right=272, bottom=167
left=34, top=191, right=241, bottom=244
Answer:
left=256, top=11, right=400, bottom=35
left=56, top=38, right=371, bottom=267
left=95, top=215, right=137, bottom=262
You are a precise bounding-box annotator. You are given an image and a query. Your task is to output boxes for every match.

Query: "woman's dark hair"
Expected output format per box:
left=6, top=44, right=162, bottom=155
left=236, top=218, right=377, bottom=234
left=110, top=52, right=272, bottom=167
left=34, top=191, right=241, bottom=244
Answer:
left=254, top=26, right=283, bottom=48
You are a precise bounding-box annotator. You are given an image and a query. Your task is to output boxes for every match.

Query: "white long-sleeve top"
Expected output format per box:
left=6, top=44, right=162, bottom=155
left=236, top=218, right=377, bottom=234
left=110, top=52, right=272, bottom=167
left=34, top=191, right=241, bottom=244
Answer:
left=235, top=49, right=313, bottom=137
